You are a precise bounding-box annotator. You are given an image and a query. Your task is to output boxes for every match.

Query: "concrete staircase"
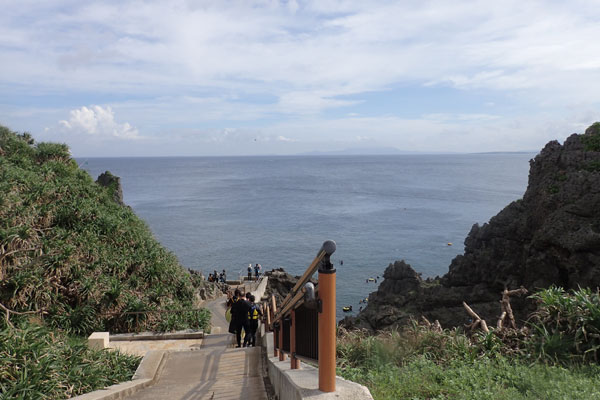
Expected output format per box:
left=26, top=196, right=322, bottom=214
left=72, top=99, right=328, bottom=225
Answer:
left=123, top=280, right=270, bottom=399
left=125, top=334, right=267, bottom=400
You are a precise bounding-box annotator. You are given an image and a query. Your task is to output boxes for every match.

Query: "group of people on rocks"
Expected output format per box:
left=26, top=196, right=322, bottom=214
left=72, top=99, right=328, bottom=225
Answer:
left=227, top=288, right=263, bottom=348
left=247, top=263, right=261, bottom=281
left=207, top=269, right=226, bottom=283
left=206, top=263, right=262, bottom=284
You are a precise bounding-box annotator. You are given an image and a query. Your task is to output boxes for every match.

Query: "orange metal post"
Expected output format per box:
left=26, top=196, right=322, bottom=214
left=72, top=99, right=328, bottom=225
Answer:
left=318, top=269, right=336, bottom=392
left=290, top=310, right=300, bottom=369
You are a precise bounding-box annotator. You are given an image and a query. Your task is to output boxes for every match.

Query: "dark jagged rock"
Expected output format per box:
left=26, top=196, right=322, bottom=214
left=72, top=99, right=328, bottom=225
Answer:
left=96, top=171, right=125, bottom=206
left=263, top=268, right=316, bottom=303
left=345, top=125, right=600, bottom=331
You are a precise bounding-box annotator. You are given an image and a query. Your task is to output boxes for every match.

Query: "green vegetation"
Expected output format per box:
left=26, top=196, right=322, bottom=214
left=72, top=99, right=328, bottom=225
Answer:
left=0, top=125, right=212, bottom=398
left=582, top=122, right=600, bottom=151
left=582, top=160, right=600, bottom=172
left=556, top=172, right=568, bottom=182
left=548, top=184, right=560, bottom=194
left=528, top=286, right=600, bottom=363
left=338, top=287, right=600, bottom=399
left=0, top=322, right=141, bottom=399
left=0, top=125, right=210, bottom=334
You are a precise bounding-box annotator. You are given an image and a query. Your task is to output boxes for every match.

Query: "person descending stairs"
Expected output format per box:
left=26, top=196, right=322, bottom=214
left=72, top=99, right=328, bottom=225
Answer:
left=243, top=294, right=263, bottom=347
left=124, top=286, right=268, bottom=400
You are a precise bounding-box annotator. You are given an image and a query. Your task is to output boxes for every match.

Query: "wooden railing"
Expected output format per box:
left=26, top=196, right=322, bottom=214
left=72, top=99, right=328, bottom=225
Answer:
left=263, top=240, right=337, bottom=392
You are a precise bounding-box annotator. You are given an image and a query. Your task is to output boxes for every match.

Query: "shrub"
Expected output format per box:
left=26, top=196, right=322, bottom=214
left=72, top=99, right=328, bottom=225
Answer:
left=337, top=320, right=600, bottom=400
left=526, top=286, right=600, bottom=363
left=581, top=122, right=600, bottom=151
left=35, top=142, right=70, bottom=163
left=0, top=322, right=140, bottom=399
left=0, top=125, right=212, bottom=335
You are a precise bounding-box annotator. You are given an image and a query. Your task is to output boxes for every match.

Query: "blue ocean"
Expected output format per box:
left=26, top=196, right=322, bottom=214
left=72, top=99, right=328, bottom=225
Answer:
left=81, top=154, right=533, bottom=319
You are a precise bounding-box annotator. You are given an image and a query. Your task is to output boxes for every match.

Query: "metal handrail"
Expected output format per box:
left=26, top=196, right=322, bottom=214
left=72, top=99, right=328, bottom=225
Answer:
left=271, top=240, right=335, bottom=326
left=267, top=240, right=337, bottom=392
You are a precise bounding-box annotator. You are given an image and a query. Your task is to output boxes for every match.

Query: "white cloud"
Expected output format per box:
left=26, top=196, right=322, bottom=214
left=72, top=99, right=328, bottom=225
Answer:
left=1, top=1, right=600, bottom=156
left=423, top=113, right=501, bottom=123
left=59, top=106, right=140, bottom=139
left=3, top=1, right=599, bottom=105
left=276, top=135, right=296, bottom=142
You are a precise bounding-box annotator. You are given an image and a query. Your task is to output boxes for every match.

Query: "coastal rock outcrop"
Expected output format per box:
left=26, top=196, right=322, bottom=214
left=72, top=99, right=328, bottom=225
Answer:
left=345, top=124, right=600, bottom=330
left=263, top=268, right=316, bottom=303
left=96, top=170, right=125, bottom=206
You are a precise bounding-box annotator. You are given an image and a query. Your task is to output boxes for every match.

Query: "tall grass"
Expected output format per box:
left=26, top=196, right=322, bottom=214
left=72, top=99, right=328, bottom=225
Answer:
left=527, top=286, right=600, bottom=363
left=582, top=121, right=600, bottom=151
left=0, top=125, right=214, bottom=399
left=338, top=287, right=600, bottom=399
left=0, top=125, right=212, bottom=334
left=0, top=321, right=141, bottom=400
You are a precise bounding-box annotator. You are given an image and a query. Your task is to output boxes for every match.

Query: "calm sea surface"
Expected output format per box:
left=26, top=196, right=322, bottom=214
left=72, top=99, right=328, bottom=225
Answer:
left=81, top=154, right=533, bottom=318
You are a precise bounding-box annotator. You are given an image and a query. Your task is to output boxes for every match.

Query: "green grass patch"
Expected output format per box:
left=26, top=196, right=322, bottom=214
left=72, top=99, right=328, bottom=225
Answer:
left=339, top=355, right=600, bottom=400
left=582, top=122, right=600, bottom=151
left=582, top=161, right=600, bottom=172
left=528, top=286, right=600, bottom=363
left=0, top=322, right=141, bottom=400
left=338, top=287, right=600, bottom=399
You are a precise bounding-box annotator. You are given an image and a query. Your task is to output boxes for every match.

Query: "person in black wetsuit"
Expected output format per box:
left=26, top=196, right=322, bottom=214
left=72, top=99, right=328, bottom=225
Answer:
left=254, top=263, right=261, bottom=280
left=243, top=294, right=263, bottom=347
left=228, top=289, right=251, bottom=348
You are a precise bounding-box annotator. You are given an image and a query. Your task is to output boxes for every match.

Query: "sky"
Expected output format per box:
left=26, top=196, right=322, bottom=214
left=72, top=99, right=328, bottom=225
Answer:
left=1, top=0, right=600, bottom=157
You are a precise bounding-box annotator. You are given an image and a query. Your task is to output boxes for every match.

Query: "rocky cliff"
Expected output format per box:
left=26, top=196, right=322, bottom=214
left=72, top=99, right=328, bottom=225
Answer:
left=345, top=123, right=600, bottom=330
left=96, top=170, right=125, bottom=206
left=263, top=268, right=316, bottom=303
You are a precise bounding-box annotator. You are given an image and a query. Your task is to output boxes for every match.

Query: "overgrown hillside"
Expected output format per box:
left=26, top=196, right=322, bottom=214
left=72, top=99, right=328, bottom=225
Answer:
left=0, top=125, right=209, bottom=334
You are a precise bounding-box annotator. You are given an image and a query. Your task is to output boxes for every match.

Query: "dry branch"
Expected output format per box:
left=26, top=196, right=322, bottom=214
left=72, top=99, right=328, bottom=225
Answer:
left=0, top=302, right=45, bottom=328
left=421, top=316, right=442, bottom=332
left=497, top=311, right=507, bottom=330
left=463, top=301, right=489, bottom=333
left=497, top=287, right=528, bottom=330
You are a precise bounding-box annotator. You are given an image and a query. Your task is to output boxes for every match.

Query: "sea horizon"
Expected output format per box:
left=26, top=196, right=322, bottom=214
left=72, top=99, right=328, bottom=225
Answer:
left=81, top=153, right=534, bottom=318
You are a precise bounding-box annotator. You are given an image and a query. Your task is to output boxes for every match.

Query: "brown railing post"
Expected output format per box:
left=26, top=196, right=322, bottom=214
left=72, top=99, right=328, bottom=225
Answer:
left=318, top=240, right=336, bottom=392
left=271, top=295, right=279, bottom=357
left=270, top=295, right=277, bottom=320
left=290, top=309, right=300, bottom=369
left=265, top=304, right=271, bottom=332
left=278, top=323, right=286, bottom=361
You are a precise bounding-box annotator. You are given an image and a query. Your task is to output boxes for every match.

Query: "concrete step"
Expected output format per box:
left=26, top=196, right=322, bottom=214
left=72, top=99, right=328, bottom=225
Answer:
left=124, top=346, right=266, bottom=400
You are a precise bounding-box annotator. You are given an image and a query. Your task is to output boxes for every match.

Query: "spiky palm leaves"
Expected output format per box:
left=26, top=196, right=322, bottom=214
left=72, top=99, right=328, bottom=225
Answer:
left=0, top=126, right=209, bottom=334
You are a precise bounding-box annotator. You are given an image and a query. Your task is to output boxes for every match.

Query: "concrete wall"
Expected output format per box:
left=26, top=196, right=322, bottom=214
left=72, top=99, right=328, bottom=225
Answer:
left=251, top=275, right=269, bottom=301
left=259, top=325, right=373, bottom=400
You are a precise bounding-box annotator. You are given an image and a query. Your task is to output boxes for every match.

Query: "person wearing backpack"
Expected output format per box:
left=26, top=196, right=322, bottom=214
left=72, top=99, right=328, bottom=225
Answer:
left=243, top=294, right=262, bottom=347
left=228, top=289, right=250, bottom=348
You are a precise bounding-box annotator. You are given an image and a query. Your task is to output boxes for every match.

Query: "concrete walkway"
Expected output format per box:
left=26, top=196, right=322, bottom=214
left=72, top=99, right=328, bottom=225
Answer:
left=125, top=295, right=268, bottom=400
